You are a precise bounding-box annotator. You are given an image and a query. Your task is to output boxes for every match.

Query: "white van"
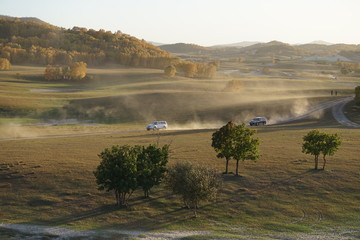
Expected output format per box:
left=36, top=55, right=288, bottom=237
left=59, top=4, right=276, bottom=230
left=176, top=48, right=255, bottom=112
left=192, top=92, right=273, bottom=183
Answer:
left=146, top=121, right=168, bottom=131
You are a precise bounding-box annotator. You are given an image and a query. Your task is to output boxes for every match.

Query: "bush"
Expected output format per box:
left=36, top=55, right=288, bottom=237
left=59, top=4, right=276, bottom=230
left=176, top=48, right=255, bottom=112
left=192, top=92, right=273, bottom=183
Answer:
left=166, top=161, right=222, bottom=217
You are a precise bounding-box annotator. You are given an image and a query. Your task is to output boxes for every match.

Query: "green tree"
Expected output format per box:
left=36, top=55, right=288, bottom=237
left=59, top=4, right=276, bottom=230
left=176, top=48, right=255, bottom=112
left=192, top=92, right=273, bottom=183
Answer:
left=166, top=161, right=222, bottom=217
left=164, top=65, right=176, bottom=77
left=231, top=123, right=260, bottom=176
left=137, top=144, right=169, bottom=198
left=320, top=133, right=341, bottom=170
left=211, top=121, right=237, bottom=174
left=302, top=130, right=341, bottom=170
left=0, top=57, right=10, bottom=70
left=211, top=122, right=260, bottom=175
left=94, top=145, right=140, bottom=206
left=302, top=130, right=324, bottom=170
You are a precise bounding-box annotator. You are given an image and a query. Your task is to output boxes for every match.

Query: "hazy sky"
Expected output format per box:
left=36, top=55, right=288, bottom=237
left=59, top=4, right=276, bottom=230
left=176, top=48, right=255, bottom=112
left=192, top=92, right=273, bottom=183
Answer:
left=1, top=0, right=359, bottom=46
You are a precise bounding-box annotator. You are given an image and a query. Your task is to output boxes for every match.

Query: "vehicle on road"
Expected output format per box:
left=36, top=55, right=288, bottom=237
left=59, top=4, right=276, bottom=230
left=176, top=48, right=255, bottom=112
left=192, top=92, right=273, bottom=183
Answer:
left=146, top=121, right=168, bottom=131
left=249, top=117, right=267, bottom=126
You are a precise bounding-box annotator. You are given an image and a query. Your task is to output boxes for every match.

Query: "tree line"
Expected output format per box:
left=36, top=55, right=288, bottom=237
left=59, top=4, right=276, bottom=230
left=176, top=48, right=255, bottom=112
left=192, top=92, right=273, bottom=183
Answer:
left=0, top=17, right=176, bottom=68
left=44, top=62, right=87, bottom=80
left=338, top=62, right=360, bottom=75
left=0, top=17, right=219, bottom=78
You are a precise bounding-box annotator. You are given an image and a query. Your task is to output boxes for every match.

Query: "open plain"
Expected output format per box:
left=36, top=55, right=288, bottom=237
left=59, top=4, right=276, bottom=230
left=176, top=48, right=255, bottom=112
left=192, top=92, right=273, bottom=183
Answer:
left=0, top=62, right=359, bottom=239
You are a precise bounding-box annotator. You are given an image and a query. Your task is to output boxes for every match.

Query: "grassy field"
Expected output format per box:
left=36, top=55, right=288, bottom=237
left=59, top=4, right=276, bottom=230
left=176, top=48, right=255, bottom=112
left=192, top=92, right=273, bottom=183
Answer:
left=0, top=114, right=359, bottom=239
left=0, top=63, right=359, bottom=239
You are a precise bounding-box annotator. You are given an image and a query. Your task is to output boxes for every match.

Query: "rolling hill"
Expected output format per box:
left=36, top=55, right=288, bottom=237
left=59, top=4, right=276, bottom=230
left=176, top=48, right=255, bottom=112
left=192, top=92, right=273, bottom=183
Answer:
left=0, top=16, right=176, bottom=68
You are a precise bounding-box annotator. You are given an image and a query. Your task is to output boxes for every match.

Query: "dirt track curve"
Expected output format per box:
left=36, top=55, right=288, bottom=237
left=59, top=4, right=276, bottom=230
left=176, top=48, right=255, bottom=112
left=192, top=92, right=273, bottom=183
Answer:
left=331, top=96, right=360, bottom=128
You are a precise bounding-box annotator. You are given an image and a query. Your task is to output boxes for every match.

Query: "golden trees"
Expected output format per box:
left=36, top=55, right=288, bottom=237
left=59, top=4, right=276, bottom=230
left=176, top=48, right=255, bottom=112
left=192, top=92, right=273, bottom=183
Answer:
left=69, top=61, right=87, bottom=79
left=164, top=65, right=176, bottom=77
left=0, top=58, right=10, bottom=70
left=176, top=61, right=218, bottom=78
left=44, top=62, right=87, bottom=81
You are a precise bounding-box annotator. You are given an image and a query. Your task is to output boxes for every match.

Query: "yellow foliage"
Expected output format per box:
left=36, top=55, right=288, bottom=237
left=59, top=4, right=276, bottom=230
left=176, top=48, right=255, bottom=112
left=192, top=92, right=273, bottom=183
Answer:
left=0, top=58, right=10, bottom=70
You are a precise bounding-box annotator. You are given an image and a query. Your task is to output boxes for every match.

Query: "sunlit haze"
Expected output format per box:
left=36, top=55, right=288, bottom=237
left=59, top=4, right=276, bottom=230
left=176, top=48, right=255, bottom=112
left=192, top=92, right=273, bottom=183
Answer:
left=1, top=0, right=360, bottom=46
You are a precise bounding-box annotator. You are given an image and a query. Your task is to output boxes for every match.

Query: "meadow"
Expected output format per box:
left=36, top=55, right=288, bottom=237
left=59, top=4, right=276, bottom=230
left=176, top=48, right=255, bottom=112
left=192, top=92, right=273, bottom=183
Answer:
left=0, top=62, right=359, bottom=239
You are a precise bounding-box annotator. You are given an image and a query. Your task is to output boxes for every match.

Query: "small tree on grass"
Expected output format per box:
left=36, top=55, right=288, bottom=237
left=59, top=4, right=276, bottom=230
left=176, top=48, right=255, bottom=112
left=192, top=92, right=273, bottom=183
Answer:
left=94, top=145, right=139, bottom=206
left=302, top=130, right=341, bottom=170
left=137, top=144, right=169, bottom=198
left=321, top=133, right=341, bottom=170
left=211, top=121, right=237, bottom=174
left=166, top=161, right=222, bottom=217
left=232, top=123, right=260, bottom=176
left=94, top=144, right=169, bottom=206
left=212, top=122, right=260, bottom=176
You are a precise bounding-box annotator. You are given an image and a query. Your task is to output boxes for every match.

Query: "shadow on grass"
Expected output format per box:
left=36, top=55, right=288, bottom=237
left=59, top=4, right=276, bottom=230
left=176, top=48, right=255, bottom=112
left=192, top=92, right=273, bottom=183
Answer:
left=28, top=189, right=191, bottom=231
left=33, top=204, right=120, bottom=226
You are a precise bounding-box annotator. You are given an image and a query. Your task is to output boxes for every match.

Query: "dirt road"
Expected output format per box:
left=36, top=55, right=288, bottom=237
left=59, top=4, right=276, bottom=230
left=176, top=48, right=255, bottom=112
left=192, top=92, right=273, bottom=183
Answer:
left=0, top=96, right=358, bottom=142
left=331, top=96, right=360, bottom=128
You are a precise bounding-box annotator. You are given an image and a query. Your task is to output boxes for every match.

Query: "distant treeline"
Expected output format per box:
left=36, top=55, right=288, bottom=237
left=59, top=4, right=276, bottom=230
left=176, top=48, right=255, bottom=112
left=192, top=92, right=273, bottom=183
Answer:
left=0, top=17, right=176, bottom=68
left=0, top=17, right=219, bottom=78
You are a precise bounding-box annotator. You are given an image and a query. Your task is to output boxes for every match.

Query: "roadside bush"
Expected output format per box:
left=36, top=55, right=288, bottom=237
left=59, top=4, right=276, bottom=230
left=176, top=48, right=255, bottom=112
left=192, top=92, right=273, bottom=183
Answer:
left=166, top=161, right=222, bottom=217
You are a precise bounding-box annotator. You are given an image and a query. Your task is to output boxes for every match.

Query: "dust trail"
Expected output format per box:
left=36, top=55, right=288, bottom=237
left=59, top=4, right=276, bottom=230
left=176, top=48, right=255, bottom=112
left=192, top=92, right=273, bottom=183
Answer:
left=168, top=121, right=223, bottom=130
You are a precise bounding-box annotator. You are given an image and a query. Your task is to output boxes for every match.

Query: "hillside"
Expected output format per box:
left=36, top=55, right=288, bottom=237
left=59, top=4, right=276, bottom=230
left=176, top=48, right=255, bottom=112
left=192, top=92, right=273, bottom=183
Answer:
left=162, top=40, right=360, bottom=62
left=0, top=17, right=176, bottom=68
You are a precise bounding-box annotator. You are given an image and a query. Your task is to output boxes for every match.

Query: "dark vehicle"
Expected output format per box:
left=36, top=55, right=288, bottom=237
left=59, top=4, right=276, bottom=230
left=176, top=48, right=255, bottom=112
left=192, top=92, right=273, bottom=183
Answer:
left=249, top=117, right=267, bottom=126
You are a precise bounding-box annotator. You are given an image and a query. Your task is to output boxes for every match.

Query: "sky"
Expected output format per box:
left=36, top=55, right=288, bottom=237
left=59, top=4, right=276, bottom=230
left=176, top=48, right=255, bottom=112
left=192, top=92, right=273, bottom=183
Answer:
left=1, top=0, right=360, bottom=46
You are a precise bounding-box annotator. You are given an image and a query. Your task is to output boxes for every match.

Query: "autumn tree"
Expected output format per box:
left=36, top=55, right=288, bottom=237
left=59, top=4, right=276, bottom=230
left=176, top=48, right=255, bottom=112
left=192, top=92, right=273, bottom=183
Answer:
left=179, top=62, right=197, bottom=77
left=44, top=65, right=61, bottom=80
left=0, top=58, right=10, bottom=70
left=166, top=161, right=222, bottom=217
left=69, top=61, right=87, bottom=79
left=164, top=65, right=176, bottom=77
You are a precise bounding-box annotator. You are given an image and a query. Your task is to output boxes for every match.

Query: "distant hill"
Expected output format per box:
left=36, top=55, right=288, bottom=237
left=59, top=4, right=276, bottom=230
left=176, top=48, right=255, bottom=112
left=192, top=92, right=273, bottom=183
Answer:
left=147, top=41, right=166, bottom=46
left=159, top=43, right=210, bottom=54
left=237, top=41, right=304, bottom=58
left=0, top=16, right=175, bottom=68
left=212, top=41, right=260, bottom=48
left=0, top=15, right=48, bottom=24
left=308, top=40, right=334, bottom=45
